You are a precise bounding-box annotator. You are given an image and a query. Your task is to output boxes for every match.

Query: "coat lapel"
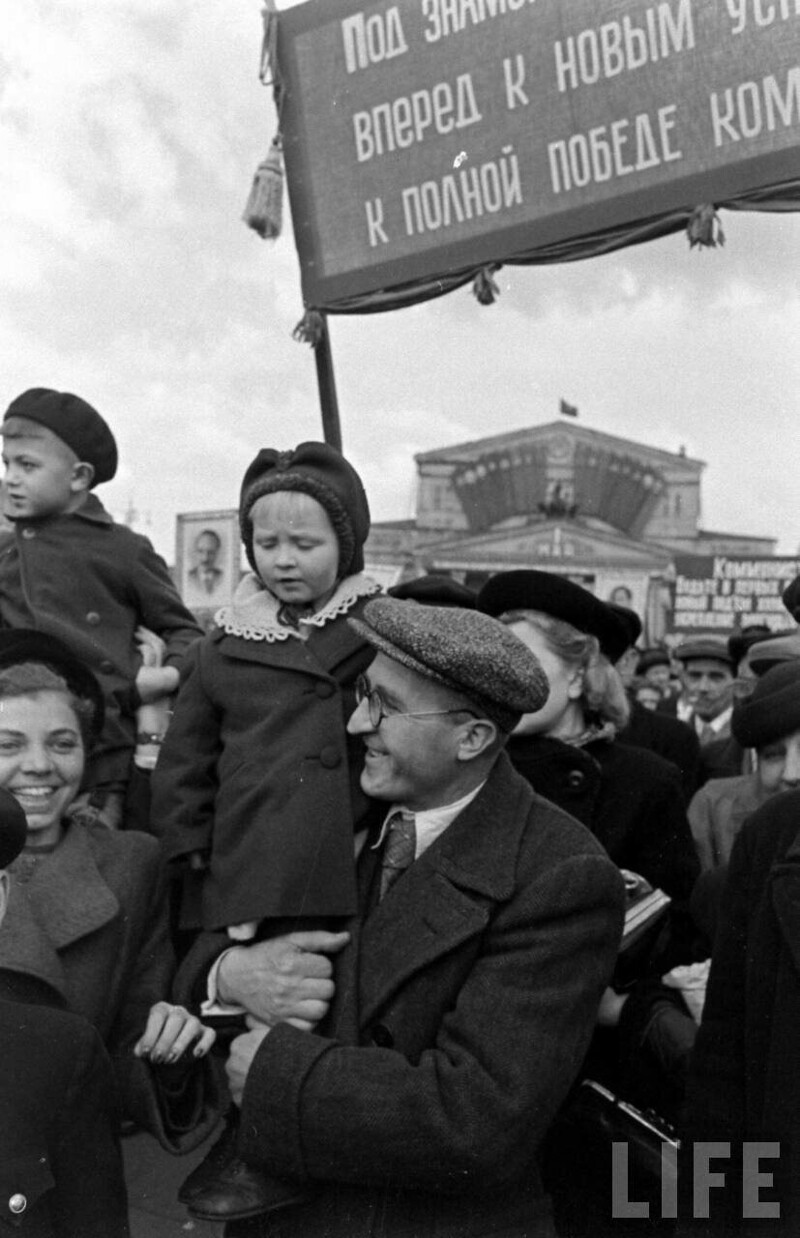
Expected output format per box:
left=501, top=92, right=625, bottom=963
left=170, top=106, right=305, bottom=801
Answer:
left=358, top=756, right=533, bottom=1025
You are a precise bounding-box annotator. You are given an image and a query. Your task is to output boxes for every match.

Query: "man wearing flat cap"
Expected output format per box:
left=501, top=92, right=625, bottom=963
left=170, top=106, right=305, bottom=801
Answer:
left=0, top=788, right=129, bottom=1236
left=178, top=598, right=624, bottom=1238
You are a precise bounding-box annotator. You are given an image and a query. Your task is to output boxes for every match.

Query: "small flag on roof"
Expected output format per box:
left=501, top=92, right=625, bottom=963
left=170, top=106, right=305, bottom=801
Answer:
left=559, top=398, right=578, bottom=417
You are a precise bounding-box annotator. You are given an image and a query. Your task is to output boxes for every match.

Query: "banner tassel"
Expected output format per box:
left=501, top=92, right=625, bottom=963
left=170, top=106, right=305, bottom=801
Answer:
left=292, top=309, right=325, bottom=346
left=687, top=205, right=725, bottom=249
left=472, top=265, right=501, bottom=305
left=242, top=135, right=283, bottom=240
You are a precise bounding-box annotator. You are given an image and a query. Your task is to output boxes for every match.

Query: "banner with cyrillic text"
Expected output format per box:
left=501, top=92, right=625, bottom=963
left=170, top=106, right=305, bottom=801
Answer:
left=670, top=554, right=800, bottom=635
left=275, top=0, right=800, bottom=304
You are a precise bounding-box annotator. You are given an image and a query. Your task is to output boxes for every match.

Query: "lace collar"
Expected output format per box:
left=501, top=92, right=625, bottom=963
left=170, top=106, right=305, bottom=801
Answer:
left=215, top=572, right=382, bottom=642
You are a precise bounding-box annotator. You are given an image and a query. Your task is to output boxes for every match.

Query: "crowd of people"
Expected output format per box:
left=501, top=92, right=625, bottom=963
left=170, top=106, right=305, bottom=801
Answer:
left=1, top=386, right=798, bottom=1236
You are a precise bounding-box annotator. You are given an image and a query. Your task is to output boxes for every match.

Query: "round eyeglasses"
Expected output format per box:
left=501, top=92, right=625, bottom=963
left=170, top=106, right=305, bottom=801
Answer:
left=354, top=674, right=476, bottom=728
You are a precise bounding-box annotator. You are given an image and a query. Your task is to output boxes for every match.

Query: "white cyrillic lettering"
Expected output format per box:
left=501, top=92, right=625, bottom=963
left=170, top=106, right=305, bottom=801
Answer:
left=589, top=126, right=613, bottom=180
left=726, top=0, right=747, bottom=34
left=353, top=111, right=374, bottom=162
left=568, top=133, right=591, bottom=186
left=392, top=97, right=414, bottom=148
left=737, top=81, right=763, bottom=137
left=657, top=104, right=682, bottom=160
left=503, top=54, right=529, bottom=108
left=422, top=0, right=441, bottom=43
left=432, top=82, right=455, bottom=133
left=371, top=103, right=395, bottom=156
left=610, top=118, right=633, bottom=175
left=634, top=112, right=660, bottom=167
left=401, top=186, right=424, bottom=235
left=548, top=140, right=570, bottom=192
left=460, top=166, right=484, bottom=217
left=659, top=0, right=695, bottom=55
left=365, top=198, right=389, bottom=246
left=420, top=181, right=442, bottom=230
left=441, top=174, right=465, bottom=226
left=455, top=73, right=482, bottom=127
left=623, top=14, right=650, bottom=68
left=480, top=161, right=502, bottom=210
left=600, top=22, right=624, bottom=78
left=554, top=37, right=578, bottom=92
left=710, top=88, right=740, bottom=145
left=500, top=145, right=522, bottom=205
left=342, top=14, right=367, bottom=73
left=385, top=6, right=409, bottom=58
left=764, top=66, right=800, bottom=130
left=411, top=90, right=433, bottom=142
left=576, top=29, right=601, bottom=84
left=364, top=14, right=386, bottom=63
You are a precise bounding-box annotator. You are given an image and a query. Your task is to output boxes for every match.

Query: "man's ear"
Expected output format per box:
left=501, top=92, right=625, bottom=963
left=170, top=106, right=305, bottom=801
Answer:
left=71, top=461, right=95, bottom=494
left=0, top=871, right=9, bottom=931
left=455, top=717, right=499, bottom=762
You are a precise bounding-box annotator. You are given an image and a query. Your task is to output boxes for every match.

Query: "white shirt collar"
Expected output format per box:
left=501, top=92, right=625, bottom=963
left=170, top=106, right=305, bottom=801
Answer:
left=371, top=781, right=486, bottom=861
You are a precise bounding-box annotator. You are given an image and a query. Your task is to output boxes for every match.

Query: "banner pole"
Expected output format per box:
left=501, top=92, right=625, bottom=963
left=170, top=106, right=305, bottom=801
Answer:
left=314, top=312, right=343, bottom=452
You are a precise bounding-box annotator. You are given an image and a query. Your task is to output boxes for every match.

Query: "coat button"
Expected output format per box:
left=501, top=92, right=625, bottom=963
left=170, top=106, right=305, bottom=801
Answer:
left=86, top=611, right=101, bottom=625
left=21, top=527, right=35, bottom=540
left=566, top=769, right=585, bottom=791
left=319, top=746, right=341, bottom=769
left=370, top=1024, right=394, bottom=1049
left=8, top=1194, right=26, bottom=1214
left=315, top=682, right=334, bottom=699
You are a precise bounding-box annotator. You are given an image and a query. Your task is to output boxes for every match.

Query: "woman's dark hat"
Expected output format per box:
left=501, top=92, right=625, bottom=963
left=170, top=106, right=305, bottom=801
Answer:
left=239, top=442, right=370, bottom=578
left=0, top=787, right=27, bottom=868
left=389, top=575, right=477, bottom=609
left=3, top=388, right=118, bottom=486
left=0, top=630, right=105, bottom=742
left=605, top=603, right=643, bottom=662
left=732, top=661, right=800, bottom=749
left=477, top=570, right=630, bottom=661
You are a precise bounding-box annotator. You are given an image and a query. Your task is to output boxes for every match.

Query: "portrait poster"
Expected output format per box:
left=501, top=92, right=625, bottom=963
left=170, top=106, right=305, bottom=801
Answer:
left=176, top=509, right=240, bottom=625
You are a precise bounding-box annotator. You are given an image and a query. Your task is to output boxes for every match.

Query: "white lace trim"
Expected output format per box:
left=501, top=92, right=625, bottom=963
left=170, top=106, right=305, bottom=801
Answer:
left=215, top=572, right=382, bottom=642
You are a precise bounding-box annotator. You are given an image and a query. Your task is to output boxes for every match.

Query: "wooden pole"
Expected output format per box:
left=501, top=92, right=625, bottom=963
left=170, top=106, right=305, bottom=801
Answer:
left=314, top=312, right=343, bottom=452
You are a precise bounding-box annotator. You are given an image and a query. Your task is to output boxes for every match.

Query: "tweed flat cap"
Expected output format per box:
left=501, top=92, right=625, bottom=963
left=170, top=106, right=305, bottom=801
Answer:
left=748, top=631, right=800, bottom=676
left=477, top=570, right=630, bottom=661
left=674, top=637, right=735, bottom=668
left=0, top=787, right=26, bottom=869
left=389, top=575, right=477, bottom=609
left=732, top=661, right=800, bottom=749
left=4, top=388, right=118, bottom=486
left=349, top=596, right=549, bottom=732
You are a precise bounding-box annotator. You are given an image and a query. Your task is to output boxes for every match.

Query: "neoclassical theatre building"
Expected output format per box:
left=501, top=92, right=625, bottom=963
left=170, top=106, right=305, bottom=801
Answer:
left=364, top=420, right=774, bottom=643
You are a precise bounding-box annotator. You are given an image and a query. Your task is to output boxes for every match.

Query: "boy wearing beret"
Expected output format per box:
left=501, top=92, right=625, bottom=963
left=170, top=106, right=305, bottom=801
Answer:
left=0, top=388, right=202, bottom=828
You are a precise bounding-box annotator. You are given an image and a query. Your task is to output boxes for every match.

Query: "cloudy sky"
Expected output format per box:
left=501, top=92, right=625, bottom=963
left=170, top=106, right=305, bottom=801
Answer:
left=2, top=0, right=799, bottom=567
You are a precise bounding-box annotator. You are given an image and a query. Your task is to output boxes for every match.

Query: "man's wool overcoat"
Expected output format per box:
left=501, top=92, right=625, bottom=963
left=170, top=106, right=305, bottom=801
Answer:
left=224, top=754, right=625, bottom=1238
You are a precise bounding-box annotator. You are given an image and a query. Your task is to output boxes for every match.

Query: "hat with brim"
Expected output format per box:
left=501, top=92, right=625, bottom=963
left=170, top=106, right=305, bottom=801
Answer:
left=604, top=603, right=643, bottom=662
left=674, top=637, right=735, bottom=669
left=0, top=630, right=105, bottom=743
left=477, top=570, right=630, bottom=661
left=0, top=787, right=27, bottom=868
left=4, top=388, right=118, bottom=486
left=732, top=661, right=800, bottom=749
left=348, top=596, right=549, bottom=733
left=637, top=648, right=671, bottom=674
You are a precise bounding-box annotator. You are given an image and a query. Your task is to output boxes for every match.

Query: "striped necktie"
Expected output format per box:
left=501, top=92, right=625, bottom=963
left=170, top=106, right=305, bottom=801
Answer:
left=379, top=810, right=417, bottom=900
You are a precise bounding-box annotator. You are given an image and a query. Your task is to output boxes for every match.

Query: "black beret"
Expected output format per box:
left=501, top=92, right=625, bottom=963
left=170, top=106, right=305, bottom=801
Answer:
left=782, top=575, right=800, bottom=622
left=636, top=647, right=672, bottom=674
left=674, top=637, right=735, bottom=669
left=605, top=603, right=643, bottom=661
left=389, top=575, right=477, bottom=609
left=0, top=787, right=27, bottom=869
left=4, top=388, right=118, bottom=486
left=732, top=661, right=800, bottom=749
left=349, top=596, right=549, bottom=733
left=0, top=630, right=105, bottom=743
left=239, top=442, right=370, bottom=578
left=477, top=570, right=630, bottom=661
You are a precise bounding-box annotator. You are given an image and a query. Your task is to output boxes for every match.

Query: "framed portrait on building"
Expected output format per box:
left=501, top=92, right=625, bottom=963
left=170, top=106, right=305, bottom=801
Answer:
left=176, top=510, right=240, bottom=625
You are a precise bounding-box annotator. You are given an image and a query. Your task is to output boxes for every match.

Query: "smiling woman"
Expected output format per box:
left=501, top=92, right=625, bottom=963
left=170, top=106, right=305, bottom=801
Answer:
left=0, top=630, right=221, bottom=1154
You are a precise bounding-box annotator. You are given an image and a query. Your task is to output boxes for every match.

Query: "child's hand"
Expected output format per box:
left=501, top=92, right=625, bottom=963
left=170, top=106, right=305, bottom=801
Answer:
left=135, top=663, right=179, bottom=702
left=135, top=625, right=166, bottom=668
left=133, top=1001, right=216, bottom=1064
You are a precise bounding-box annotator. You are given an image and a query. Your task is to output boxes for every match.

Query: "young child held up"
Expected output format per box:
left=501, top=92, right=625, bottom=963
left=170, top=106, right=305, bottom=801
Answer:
left=151, top=442, right=381, bottom=1223
left=0, top=388, right=203, bottom=831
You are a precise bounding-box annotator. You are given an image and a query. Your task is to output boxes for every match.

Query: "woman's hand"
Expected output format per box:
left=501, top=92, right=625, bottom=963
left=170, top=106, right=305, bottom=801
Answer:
left=133, top=1002, right=216, bottom=1065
